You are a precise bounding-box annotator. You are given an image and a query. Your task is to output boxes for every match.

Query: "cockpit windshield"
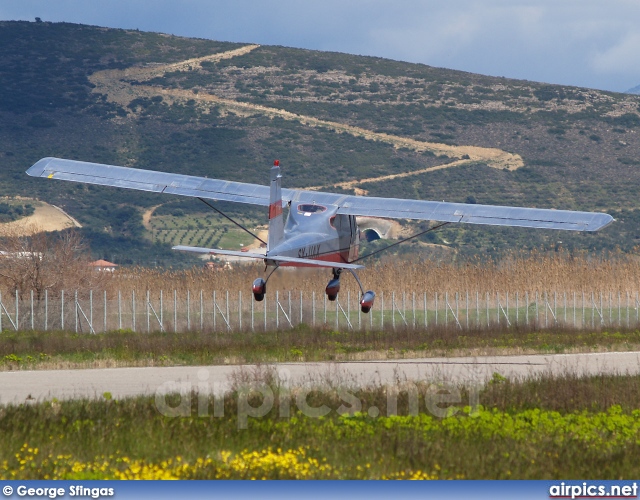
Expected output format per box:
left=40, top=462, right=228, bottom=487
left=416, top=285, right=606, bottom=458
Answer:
left=297, top=204, right=326, bottom=214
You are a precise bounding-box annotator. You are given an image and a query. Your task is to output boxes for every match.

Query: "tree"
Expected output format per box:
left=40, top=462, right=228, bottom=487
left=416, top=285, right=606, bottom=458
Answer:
left=0, top=225, right=107, bottom=299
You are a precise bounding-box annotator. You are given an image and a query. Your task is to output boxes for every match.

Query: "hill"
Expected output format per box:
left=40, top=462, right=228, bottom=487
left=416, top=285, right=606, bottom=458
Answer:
left=2, top=20, right=640, bottom=265
left=627, top=84, right=640, bottom=95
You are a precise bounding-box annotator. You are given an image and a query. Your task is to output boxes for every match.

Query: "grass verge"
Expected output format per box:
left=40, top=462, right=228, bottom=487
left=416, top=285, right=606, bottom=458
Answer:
left=1, top=325, right=640, bottom=370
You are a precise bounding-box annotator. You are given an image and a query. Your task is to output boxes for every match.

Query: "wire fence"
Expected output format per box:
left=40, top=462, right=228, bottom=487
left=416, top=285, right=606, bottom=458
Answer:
left=2, top=289, right=640, bottom=333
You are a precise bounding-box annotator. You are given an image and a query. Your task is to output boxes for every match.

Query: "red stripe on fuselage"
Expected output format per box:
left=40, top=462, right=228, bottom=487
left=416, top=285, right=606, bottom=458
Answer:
left=269, top=200, right=283, bottom=219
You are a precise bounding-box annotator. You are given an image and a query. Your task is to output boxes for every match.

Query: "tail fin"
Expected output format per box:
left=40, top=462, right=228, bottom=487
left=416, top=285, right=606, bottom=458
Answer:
left=268, top=160, right=285, bottom=250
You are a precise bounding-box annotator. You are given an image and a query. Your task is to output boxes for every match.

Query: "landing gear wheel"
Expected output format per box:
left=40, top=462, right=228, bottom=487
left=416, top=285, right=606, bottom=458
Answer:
left=252, top=277, right=266, bottom=302
left=326, top=268, right=341, bottom=301
left=360, top=290, right=376, bottom=313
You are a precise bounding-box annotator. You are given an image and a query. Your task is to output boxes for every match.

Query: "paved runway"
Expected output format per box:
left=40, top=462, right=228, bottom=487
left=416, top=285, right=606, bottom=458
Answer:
left=1, top=351, right=640, bottom=404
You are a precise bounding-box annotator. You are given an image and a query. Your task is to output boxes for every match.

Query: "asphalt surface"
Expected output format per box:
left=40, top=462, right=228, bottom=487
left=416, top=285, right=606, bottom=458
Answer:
left=1, top=351, right=640, bottom=404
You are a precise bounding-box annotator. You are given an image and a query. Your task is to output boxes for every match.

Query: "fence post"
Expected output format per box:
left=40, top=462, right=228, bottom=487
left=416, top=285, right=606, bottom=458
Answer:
left=45, top=289, right=48, bottom=331
left=174, top=290, right=178, bottom=333
left=486, top=292, right=489, bottom=328
left=117, top=291, right=121, bottom=331
left=627, top=291, right=630, bottom=328
left=466, top=291, right=469, bottom=329
left=300, top=291, right=303, bottom=326
left=312, top=291, right=315, bottom=327
left=506, top=292, right=509, bottom=325
left=75, top=290, right=78, bottom=333
left=435, top=292, right=438, bottom=326
left=392, top=291, right=396, bottom=330
left=30, top=290, right=34, bottom=330
left=324, top=292, right=327, bottom=325
left=201, top=290, right=204, bottom=331
left=147, top=290, right=150, bottom=333
left=104, top=290, right=107, bottom=333
left=619, top=290, right=621, bottom=326
left=213, top=290, right=216, bottom=332
left=187, top=290, right=190, bottom=331
left=15, top=290, right=18, bottom=331
left=424, top=292, right=428, bottom=328
left=238, top=291, right=242, bottom=331
left=381, top=291, right=384, bottom=329
left=276, top=290, right=279, bottom=329
left=132, top=290, right=136, bottom=332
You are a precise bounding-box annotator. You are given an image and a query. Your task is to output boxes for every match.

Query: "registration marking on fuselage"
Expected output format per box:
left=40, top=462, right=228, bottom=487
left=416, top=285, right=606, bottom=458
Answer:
left=298, top=244, right=321, bottom=259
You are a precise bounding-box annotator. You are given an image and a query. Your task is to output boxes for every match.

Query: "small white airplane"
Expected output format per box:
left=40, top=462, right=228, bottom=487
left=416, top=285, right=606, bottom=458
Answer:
left=27, top=157, right=613, bottom=313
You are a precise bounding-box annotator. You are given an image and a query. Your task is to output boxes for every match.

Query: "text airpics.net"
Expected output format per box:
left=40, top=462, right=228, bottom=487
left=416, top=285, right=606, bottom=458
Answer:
left=549, top=482, right=638, bottom=499
left=153, top=367, right=482, bottom=429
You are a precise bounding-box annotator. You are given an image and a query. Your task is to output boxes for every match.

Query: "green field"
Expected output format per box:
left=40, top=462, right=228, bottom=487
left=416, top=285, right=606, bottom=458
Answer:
left=2, top=373, right=640, bottom=479
left=148, top=213, right=260, bottom=250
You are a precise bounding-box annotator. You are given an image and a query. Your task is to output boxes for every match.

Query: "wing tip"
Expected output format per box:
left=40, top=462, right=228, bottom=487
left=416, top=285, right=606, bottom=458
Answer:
left=26, top=157, right=57, bottom=177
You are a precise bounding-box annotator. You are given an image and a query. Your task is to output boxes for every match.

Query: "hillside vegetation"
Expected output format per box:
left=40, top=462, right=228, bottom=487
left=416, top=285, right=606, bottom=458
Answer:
left=2, top=21, right=640, bottom=265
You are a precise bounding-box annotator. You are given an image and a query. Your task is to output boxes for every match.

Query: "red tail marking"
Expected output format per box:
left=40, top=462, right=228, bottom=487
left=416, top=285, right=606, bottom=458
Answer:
left=269, top=199, right=283, bottom=219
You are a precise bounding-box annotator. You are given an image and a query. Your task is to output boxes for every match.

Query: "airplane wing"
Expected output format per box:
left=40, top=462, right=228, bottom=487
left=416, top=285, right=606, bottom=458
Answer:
left=27, top=157, right=272, bottom=206
left=27, top=157, right=613, bottom=232
left=172, top=245, right=365, bottom=269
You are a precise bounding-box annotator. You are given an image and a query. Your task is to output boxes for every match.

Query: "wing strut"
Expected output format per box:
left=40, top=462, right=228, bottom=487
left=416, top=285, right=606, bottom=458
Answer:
left=197, top=197, right=267, bottom=246
left=351, top=221, right=452, bottom=264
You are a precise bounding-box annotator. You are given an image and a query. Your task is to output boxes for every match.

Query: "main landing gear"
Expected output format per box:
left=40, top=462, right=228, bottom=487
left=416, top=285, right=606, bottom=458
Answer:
left=252, top=266, right=376, bottom=313
left=325, top=267, right=376, bottom=314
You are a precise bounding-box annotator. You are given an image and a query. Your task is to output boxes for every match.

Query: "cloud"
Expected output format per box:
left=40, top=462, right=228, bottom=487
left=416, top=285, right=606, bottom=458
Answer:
left=591, top=32, right=640, bottom=75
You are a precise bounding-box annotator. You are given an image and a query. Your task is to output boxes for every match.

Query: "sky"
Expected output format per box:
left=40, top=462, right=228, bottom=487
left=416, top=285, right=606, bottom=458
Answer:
left=2, top=0, right=640, bottom=93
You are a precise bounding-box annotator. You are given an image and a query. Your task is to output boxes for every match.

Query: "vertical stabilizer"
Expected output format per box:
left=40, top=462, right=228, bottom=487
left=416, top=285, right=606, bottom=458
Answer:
left=268, top=160, right=285, bottom=250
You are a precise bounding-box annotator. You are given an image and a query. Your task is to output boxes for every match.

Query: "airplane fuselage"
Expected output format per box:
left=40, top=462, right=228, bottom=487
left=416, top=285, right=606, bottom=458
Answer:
left=265, top=203, right=359, bottom=267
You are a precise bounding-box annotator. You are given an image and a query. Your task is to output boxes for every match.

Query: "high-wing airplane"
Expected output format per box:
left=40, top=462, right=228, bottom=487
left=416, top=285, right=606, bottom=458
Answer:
left=27, top=157, right=613, bottom=313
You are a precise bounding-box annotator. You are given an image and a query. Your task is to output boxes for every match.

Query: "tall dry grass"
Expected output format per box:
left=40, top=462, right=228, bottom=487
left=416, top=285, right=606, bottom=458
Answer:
left=85, top=250, right=640, bottom=297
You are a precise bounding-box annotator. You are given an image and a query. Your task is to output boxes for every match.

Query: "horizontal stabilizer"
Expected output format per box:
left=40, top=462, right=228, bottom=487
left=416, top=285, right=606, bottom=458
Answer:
left=172, top=246, right=266, bottom=259
left=172, top=245, right=364, bottom=269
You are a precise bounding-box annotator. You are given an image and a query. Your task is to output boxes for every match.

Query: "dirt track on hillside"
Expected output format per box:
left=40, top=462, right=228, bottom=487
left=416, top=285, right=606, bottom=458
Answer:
left=88, top=45, right=524, bottom=190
